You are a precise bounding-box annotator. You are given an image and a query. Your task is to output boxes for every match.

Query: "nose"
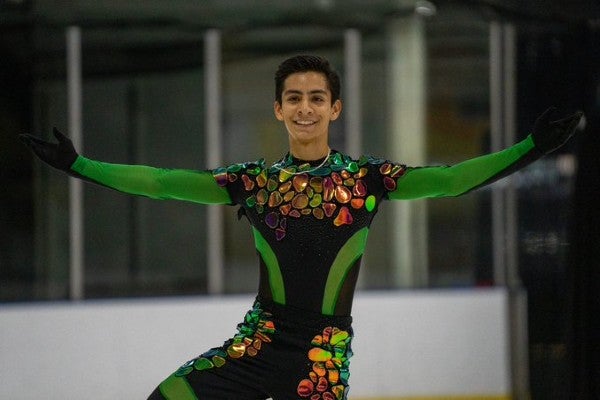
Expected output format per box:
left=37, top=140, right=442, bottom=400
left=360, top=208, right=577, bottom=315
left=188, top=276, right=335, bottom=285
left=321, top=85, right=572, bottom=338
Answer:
left=298, top=99, right=313, bottom=115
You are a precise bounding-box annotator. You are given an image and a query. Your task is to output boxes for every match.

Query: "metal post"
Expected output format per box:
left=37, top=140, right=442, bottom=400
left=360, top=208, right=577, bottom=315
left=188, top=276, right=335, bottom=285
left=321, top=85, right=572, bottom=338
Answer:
left=490, top=21, right=521, bottom=291
left=503, top=24, right=519, bottom=288
left=344, top=28, right=365, bottom=282
left=344, top=28, right=362, bottom=158
left=387, top=15, right=428, bottom=287
left=66, top=26, right=84, bottom=301
left=204, top=29, right=224, bottom=295
left=490, top=21, right=529, bottom=399
left=490, top=21, right=506, bottom=286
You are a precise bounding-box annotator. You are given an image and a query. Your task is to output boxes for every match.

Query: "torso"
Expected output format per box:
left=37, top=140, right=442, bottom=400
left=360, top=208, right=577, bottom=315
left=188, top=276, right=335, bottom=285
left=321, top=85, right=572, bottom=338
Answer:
left=213, top=150, right=405, bottom=316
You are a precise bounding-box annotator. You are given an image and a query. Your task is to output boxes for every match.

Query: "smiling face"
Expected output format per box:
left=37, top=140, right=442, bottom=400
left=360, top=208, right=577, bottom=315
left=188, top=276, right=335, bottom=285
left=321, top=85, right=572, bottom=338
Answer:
left=274, top=71, right=342, bottom=154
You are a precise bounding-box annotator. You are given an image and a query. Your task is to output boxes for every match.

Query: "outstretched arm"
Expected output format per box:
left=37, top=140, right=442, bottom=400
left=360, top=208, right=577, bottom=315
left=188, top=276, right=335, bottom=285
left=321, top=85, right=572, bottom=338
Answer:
left=20, top=128, right=231, bottom=205
left=389, top=108, right=583, bottom=200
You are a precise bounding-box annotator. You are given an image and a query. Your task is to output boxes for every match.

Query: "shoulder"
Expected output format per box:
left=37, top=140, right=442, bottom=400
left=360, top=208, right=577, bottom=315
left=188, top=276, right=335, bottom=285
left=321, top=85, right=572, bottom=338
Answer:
left=356, top=154, right=406, bottom=175
left=356, top=154, right=408, bottom=193
left=212, top=159, right=267, bottom=187
left=325, top=151, right=395, bottom=172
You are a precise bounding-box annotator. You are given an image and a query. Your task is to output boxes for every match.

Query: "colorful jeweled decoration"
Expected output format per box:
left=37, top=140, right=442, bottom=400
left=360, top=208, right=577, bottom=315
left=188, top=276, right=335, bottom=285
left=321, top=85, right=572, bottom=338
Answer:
left=297, top=326, right=353, bottom=400
left=174, top=302, right=276, bottom=377
left=213, top=154, right=405, bottom=240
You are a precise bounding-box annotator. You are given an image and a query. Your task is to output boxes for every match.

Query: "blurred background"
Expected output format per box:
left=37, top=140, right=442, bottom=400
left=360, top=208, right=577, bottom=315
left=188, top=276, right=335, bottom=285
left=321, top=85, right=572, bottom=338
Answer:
left=1, top=0, right=599, bottom=399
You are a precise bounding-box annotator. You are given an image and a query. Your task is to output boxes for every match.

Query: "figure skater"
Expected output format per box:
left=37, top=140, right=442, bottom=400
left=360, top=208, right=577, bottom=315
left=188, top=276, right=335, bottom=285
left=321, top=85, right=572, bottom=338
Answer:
left=21, top=55, right=583, bottom=400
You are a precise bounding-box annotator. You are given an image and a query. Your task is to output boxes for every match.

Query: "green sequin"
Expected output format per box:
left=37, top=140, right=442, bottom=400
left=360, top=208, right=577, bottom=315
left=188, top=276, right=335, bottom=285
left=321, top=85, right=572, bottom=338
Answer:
left=193, top=358, right=213, bottom=371
left=247, top=166, right=262, bottom=175
left=365, top=195, right=376, bottom=212
left=347, top=161, right=359, bottom=173
left=331, top=153, right=343, bottom=165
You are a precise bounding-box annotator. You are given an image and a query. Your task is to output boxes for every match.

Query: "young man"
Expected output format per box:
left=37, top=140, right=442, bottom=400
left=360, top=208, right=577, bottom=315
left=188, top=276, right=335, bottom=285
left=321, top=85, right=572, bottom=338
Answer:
left=21, top=55, right=582, bottom=400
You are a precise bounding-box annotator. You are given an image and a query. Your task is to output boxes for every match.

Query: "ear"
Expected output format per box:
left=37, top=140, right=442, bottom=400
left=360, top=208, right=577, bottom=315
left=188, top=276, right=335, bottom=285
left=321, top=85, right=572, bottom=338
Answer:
left=330, top=99, right=342, bottom=121
left=274, top=101, right=284, bottom=121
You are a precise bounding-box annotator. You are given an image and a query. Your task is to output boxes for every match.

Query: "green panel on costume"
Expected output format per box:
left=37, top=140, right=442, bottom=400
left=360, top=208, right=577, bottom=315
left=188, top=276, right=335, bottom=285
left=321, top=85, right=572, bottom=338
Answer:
left=253, top=227, right=286, bottom=304
left=159, top=375, right=198, bottom=400
left=322, top=227, right=369, bottom=315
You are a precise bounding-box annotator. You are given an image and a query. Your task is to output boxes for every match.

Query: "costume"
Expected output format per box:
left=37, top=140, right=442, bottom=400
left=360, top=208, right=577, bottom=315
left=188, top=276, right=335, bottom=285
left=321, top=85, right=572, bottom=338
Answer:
left=67, top=135, right=542, bottom=400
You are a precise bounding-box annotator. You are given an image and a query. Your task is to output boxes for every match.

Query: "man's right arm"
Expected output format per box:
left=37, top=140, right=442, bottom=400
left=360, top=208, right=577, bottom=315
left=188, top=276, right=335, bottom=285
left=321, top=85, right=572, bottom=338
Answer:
left=70, top=156, right=231, bottom=205
left=20, top=128, right=232, bottom=205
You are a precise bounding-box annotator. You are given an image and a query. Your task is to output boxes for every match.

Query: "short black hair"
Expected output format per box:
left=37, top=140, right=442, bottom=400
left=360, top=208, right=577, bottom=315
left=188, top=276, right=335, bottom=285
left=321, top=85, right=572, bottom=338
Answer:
left=274, top=55, right=341, bottom=105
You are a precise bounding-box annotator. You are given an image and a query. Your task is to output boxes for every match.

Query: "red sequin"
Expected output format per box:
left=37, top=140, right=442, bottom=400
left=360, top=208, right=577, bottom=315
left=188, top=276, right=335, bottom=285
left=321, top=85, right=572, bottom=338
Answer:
left=322, top=203, right=337, bottom=218
left=333, top=207, right=353, bottom=226
left=383, top=176, right=397, bottom=191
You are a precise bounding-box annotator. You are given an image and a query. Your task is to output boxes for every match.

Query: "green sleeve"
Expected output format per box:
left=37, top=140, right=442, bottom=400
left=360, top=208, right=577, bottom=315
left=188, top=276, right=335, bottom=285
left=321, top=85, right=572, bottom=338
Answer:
left=389, top=135, right=541, bottom=200
left=70, top=156, right=232, bottom=205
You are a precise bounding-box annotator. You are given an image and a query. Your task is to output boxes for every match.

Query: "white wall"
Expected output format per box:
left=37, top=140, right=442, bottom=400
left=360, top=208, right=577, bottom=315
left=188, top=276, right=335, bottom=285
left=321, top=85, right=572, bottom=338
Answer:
left=0, top=289, right=510, bottom=399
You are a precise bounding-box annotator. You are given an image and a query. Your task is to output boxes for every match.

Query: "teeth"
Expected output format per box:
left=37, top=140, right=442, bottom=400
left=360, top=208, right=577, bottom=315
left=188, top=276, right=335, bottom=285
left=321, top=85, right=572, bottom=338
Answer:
left=296, top=121, right=315, bottom=125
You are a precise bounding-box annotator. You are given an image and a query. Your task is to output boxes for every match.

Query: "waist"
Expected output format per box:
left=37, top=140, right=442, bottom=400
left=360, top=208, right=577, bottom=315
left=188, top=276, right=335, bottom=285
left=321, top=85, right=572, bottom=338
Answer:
left=256, top=296, right=352, bottom=331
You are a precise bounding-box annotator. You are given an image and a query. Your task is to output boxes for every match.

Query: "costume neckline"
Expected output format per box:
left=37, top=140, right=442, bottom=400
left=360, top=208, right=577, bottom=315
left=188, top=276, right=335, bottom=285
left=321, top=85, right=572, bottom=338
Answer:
left=289, top=151, right=332, bottom=166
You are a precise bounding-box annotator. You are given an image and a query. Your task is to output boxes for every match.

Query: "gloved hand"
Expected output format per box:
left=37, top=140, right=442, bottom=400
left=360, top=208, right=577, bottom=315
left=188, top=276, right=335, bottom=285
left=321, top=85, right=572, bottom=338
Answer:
left=532, top=107, right=584, bottom=154
left=20, top=128, right=79, bottom=171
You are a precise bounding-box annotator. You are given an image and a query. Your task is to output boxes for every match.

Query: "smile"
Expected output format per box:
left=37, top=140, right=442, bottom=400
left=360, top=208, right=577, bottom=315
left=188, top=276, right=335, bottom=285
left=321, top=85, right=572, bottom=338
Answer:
left=295, top=120, right=317, bottom=126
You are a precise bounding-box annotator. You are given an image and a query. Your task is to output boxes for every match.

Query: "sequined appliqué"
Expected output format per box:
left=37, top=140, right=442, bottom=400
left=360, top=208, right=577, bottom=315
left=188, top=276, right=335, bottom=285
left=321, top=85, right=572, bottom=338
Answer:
left=173, top=302, right=276, bottom=377
left=213, top=154, right=406, bottom=240
left=297, top=326, right=353, bottom=400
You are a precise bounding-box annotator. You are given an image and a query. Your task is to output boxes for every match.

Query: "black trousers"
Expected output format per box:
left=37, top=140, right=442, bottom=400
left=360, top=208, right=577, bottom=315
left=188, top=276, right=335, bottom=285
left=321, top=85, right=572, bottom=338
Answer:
left=147, top=298, right=353, bottom=400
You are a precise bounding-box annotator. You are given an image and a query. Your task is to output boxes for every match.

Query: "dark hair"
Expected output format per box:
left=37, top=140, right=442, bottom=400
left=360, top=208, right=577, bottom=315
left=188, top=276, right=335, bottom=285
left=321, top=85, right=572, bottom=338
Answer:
left=274, top=55, right=341, bottom=105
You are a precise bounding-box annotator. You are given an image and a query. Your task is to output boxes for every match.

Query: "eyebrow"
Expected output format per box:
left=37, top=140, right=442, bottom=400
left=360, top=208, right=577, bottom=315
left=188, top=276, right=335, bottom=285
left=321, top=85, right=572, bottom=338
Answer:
left=283, top=89, right=328, bottom=96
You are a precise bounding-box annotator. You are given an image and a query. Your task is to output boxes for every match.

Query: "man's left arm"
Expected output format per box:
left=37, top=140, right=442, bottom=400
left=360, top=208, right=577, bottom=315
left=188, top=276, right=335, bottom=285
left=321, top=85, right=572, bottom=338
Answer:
left=389, top=108, right=583, bottom=200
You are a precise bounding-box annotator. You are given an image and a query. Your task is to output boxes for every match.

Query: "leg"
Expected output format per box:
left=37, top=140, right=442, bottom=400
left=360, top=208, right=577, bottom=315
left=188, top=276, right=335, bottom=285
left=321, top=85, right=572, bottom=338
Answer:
left=265, top=325, right=354, bottom=400
left=147, top=368, right=267, bottom=400
left=147, top=301, right=276, bottom=400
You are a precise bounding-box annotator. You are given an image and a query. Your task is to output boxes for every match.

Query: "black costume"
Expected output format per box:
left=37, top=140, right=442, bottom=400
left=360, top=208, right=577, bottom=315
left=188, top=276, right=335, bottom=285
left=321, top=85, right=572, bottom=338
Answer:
left=70, top=138, right=541, bottom=400
left=19, top=106, right=582, bottom=400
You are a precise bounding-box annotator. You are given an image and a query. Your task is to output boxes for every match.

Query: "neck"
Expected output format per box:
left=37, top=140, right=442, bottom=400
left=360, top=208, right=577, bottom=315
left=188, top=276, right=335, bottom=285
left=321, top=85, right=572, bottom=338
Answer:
left=289, top=141, right=330, bottom=161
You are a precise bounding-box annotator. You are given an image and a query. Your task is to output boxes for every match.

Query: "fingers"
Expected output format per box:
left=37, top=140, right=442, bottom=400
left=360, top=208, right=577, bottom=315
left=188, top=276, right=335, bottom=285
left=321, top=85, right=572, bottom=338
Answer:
left=20, top=128, right=69, bottom=147
left=537, top=107, right=557, bottom=124
left=52, top=127, right=69, bottom=143
left=19, top=134, right=47, bottom=146
left=552, top=111, right=582, bottom=125
left=565, top=111, right=584, bottom=131
left=532, top=107, right=584, bottom=154
left=19, top=134, right=33, bottom=145
left=551, top=112, right=584, bottom=135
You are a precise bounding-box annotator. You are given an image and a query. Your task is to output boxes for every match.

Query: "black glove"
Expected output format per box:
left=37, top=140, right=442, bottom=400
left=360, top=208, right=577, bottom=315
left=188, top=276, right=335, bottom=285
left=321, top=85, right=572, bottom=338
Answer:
left=531, top=107, right=584, bottom=154
left=20, top=128, right=79, bottom=171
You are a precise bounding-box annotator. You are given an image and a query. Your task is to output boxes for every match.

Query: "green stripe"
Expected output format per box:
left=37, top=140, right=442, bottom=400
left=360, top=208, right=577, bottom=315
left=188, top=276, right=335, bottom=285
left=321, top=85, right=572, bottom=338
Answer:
left=159, top=374, right=198, bottom=400
left=252, top=227, right=286, bottom=304
left=322, top=227, right=369, bottom=315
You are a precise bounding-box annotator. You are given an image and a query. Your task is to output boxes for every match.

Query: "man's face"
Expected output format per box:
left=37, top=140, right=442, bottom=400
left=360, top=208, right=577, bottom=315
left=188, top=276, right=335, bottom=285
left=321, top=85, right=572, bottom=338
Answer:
left=274, top=71, right=342, bottom=147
